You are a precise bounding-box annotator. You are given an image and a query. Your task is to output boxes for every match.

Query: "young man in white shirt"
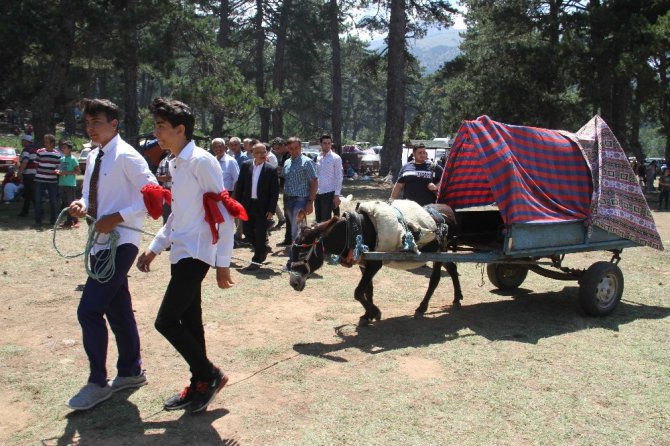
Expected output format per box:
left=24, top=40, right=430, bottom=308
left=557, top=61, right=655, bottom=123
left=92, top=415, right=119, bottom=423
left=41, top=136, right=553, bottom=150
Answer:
left=315, top=134, right=343, bottom=222
left=136, top=97, right=237, bottom=413
left=66, top=98, right=157, bottom=411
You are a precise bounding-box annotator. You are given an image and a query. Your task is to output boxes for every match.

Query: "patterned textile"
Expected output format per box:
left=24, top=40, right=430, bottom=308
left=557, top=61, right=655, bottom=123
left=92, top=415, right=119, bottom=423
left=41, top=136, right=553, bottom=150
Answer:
left=437, top=115, right=663, bottom=251
left=437, top=115, right=592, bottom=224
left=570, top=116, right=663, bottom=250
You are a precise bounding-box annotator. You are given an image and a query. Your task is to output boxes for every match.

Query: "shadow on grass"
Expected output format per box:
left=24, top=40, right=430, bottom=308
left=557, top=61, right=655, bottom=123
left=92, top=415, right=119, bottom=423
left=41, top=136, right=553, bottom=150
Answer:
left=293, top=287, right=670, bottom=361
left=42, top=390, right=234, bottom=445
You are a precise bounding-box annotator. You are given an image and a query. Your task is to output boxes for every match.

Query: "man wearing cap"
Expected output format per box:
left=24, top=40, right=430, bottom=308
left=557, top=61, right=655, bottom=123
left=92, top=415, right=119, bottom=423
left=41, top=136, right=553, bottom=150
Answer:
left=17, top=134, right=37, bottom=217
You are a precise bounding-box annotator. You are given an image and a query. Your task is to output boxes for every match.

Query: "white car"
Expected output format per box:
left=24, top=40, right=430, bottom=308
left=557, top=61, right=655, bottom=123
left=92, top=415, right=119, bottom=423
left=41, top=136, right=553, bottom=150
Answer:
left=78, top=144, right=92, bottom=174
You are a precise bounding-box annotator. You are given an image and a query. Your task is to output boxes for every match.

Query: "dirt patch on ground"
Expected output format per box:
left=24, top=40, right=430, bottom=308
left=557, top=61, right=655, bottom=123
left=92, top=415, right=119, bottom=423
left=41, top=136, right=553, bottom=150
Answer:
left=1, top=179, right=669, bottom=445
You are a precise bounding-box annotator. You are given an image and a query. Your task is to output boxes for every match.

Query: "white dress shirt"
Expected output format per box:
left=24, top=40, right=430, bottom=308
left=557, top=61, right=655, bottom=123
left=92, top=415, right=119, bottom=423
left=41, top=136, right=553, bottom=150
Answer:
left=148, top=142, right=234, bottom=267
left=251, top=161, right=264, bottom=199
left=266, top=151, right=278, bottom=169
left=81, top=134, right=157, bottom=254
left=218, top=152, right=239, bottom=191
left=316, top=150, right=343, bottom=195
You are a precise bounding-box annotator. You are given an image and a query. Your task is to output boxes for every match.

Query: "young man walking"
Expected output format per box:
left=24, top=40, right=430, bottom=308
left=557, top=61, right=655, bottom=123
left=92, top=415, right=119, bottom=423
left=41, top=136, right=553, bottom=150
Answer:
left=137, top=97, right=240, bottom=413
left=315, top=134, right=343, bottom=222
left=66, top=98, right=157, bottom=410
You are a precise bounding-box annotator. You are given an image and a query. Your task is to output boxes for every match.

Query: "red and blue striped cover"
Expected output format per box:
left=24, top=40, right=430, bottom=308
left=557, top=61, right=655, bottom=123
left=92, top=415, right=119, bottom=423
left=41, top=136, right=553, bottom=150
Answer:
left=437, top=115, right=592, bottom=225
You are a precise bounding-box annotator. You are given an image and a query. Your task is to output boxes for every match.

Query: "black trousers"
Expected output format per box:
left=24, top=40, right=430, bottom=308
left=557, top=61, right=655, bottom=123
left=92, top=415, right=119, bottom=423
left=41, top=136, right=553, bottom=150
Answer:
left=20, top=174, right=35, bottom=215
left=154, top=257, right=213, bottom=382
left=315, top=191, right=335, bottom=223
left=243, top=199, right=271, bottom=263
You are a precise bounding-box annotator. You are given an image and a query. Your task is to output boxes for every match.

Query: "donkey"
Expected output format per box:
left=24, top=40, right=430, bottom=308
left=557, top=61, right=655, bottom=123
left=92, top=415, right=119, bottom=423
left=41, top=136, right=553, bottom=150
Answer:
left=288, top=201, right=463, bottom=325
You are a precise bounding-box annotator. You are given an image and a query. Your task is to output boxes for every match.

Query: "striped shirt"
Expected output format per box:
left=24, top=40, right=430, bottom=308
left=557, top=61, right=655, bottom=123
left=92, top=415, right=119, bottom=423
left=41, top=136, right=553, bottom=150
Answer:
left=20, top=147, right=37, bottom=175
left=282, top=154, right=317, bottom=197
left=35, top=148, right=62, bottom=183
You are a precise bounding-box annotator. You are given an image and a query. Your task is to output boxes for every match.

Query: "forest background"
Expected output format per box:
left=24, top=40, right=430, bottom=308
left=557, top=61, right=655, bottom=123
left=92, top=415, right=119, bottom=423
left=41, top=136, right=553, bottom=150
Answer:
left=0, top=0, right=669, bottom=178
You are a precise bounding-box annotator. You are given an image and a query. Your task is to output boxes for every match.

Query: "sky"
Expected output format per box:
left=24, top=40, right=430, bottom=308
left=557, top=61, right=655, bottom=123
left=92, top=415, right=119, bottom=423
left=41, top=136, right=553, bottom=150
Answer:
left=345, top=5, right=467, bottom=42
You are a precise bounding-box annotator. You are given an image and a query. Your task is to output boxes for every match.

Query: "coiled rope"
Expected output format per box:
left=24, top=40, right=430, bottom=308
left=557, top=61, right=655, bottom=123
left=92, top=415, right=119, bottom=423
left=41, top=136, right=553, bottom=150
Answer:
left=52, top=208, right=153, bottom=283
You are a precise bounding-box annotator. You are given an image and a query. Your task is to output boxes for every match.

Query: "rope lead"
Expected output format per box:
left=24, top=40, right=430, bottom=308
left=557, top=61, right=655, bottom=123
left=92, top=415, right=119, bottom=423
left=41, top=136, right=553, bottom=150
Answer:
left=52, top=208, right=121, bottom=283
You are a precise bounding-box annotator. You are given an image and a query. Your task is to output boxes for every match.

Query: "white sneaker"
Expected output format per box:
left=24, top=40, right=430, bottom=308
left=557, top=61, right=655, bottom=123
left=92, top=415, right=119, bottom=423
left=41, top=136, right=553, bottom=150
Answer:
left=109, top=370, right=147, bottom=392
left=67, top=382, right=113, bottom=410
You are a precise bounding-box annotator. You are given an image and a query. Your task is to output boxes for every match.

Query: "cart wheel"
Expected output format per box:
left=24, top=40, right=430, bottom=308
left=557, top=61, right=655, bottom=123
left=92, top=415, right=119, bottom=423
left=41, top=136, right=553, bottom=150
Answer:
left=579, top=261, right=623, bottom=316
left=487, top=264, right=528, bottom=290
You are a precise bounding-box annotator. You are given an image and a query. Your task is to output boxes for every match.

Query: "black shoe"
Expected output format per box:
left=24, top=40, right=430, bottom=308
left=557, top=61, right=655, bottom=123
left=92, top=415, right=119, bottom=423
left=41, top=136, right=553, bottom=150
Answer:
left=164, top=385, right=194, bottom=411
left=190, top=367, right=228, bottom=413
left=17, top=212, right=28, bottom=217
left=275, top=220, right=285, bottom=230
left=277, top=240, right=292, bottom=247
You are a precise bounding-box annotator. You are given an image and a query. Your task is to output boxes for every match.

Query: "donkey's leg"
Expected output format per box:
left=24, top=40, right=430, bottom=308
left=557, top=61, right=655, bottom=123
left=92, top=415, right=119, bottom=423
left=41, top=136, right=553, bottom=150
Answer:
left=444, top=262, right=463, bottom=308
left=355, top=261, right=383, bottom=325
left=415, top=261, right=443, bottom=317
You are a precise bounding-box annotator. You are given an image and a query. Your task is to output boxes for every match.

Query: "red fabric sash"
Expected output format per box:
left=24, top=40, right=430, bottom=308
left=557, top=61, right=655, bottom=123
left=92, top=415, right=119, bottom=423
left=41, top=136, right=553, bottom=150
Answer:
left=141, top=184, right=172, bottom=220
left=203, top=191, right=249, bottom=243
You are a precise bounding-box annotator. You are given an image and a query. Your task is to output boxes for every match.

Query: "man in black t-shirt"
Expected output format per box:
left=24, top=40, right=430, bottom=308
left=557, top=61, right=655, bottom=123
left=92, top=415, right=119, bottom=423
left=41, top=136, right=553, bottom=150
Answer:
left=390, top=144, right=443, bottom=206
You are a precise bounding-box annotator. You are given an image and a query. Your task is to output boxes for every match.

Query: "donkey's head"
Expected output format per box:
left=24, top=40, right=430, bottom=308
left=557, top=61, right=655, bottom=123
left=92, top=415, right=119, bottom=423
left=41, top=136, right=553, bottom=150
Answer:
left=288, top=211, right=341, bottom=292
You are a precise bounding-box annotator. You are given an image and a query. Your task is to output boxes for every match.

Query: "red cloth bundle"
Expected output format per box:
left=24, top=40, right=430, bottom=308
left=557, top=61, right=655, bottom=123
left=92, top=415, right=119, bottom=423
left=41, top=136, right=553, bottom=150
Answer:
left=141, top=184, right=172, bottom=220
left=203, top=190, right=249, bottom=243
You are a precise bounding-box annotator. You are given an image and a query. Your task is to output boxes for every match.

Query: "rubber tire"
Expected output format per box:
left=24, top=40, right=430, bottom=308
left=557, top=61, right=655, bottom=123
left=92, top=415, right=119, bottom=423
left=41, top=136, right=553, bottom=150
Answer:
left=579, top=261, right=624, bottom=316
left=487, top=264, right=529, bottom=290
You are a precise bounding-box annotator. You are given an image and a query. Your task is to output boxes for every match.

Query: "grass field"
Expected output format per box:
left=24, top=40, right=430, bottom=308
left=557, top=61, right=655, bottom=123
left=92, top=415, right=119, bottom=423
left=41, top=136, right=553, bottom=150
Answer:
left=0, top=178, right=669, bottom=445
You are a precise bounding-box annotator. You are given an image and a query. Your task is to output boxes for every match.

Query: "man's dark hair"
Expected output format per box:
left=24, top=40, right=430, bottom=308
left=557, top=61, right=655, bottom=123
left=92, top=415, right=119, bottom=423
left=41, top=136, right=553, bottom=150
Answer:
left=149, top=97, right=195, bottom=141
left=320, top=134, right=332, bottom=143
left=271, top=137, right=285, bottom=145
left=80, top=98, right=120, bottom=122
left=412, top=143, right=426, bottom=151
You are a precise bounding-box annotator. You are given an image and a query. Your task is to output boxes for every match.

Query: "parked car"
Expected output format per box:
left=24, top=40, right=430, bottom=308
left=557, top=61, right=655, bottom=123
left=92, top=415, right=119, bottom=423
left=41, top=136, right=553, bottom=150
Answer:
left=78, top=143, right=92, bottom=174
left=0, top=147, right=19, bottom=172
left=371, top=145, right=383, bottom=154
left=360, top=149, right=380, bottom=172
left=303, top=147, right=320, bottom=161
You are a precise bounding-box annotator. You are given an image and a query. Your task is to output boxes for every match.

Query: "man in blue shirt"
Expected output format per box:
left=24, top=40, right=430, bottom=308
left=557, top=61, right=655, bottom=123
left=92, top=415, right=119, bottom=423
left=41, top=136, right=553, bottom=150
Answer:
left=281, top=137, right=318, bottom=243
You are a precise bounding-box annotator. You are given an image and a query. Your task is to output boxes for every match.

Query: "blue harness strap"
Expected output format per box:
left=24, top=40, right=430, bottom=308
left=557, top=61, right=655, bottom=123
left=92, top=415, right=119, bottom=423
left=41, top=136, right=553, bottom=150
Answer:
left=391, top=204, right=420, bottom=254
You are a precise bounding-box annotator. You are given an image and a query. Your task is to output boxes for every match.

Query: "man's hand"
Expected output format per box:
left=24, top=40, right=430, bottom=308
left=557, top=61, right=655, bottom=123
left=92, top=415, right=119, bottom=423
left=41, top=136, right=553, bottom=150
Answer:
left=216, top=267, right=234, bottom=289
left=333, top=195, right=341, bottom=208
left=136, top=251, right=156, bottom=273
left=69, top=201, right=86, bottom=218
left=305, top=201, right=314, bottom=215
left=94, top=213, right=123, bottom=234
left=265, top=211, right=274, bottom=219
left=427, top=182, right=437, bottom=192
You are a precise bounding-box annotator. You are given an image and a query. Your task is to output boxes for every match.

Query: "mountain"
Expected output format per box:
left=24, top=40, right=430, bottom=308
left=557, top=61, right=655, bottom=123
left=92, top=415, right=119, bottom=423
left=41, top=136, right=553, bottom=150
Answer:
left=368, top=27, right=463, bottom=74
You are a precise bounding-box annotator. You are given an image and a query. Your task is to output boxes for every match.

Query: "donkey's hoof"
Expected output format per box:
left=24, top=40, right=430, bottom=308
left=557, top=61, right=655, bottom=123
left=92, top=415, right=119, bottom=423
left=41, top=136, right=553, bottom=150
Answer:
left=358, top=316, right=371, bottom=326
left=414, top=309, right=425, bottom=319
left=372, top=309, right=382, bottom=322
left=452, top=300, right=462, bottom=309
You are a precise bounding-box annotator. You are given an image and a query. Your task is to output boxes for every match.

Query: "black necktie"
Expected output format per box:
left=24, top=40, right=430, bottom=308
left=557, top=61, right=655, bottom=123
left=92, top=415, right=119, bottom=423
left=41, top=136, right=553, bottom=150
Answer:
left=88, top=150, right=104, bottom=219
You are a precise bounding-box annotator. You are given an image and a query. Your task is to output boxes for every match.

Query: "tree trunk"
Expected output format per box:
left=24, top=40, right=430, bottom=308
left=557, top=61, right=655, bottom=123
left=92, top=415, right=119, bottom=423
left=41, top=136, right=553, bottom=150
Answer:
left=123, top=59, right=140, bottom=147
left=272, top=0, right=291, bottom=138
left=217, top=0, right=231, bottom=48
left=380, top=0, right=406, bottom=179
left=329, top=0, right=343, bottom=153
left=31, top=1, right=77, bottom=145
left=255, top=0, right=270, bottom=141
left=213, top=0, right=233, bottom=137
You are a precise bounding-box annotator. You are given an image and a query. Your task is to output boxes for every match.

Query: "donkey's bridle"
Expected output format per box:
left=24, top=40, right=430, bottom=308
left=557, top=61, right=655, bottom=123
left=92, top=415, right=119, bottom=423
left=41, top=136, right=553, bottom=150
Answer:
left=290, top=238, right=324, bottom=275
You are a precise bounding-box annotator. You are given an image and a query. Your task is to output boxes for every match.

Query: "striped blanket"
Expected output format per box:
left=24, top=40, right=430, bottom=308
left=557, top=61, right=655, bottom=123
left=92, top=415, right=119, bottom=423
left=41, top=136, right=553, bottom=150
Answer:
left=437, top=115, right=663, bottom=250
